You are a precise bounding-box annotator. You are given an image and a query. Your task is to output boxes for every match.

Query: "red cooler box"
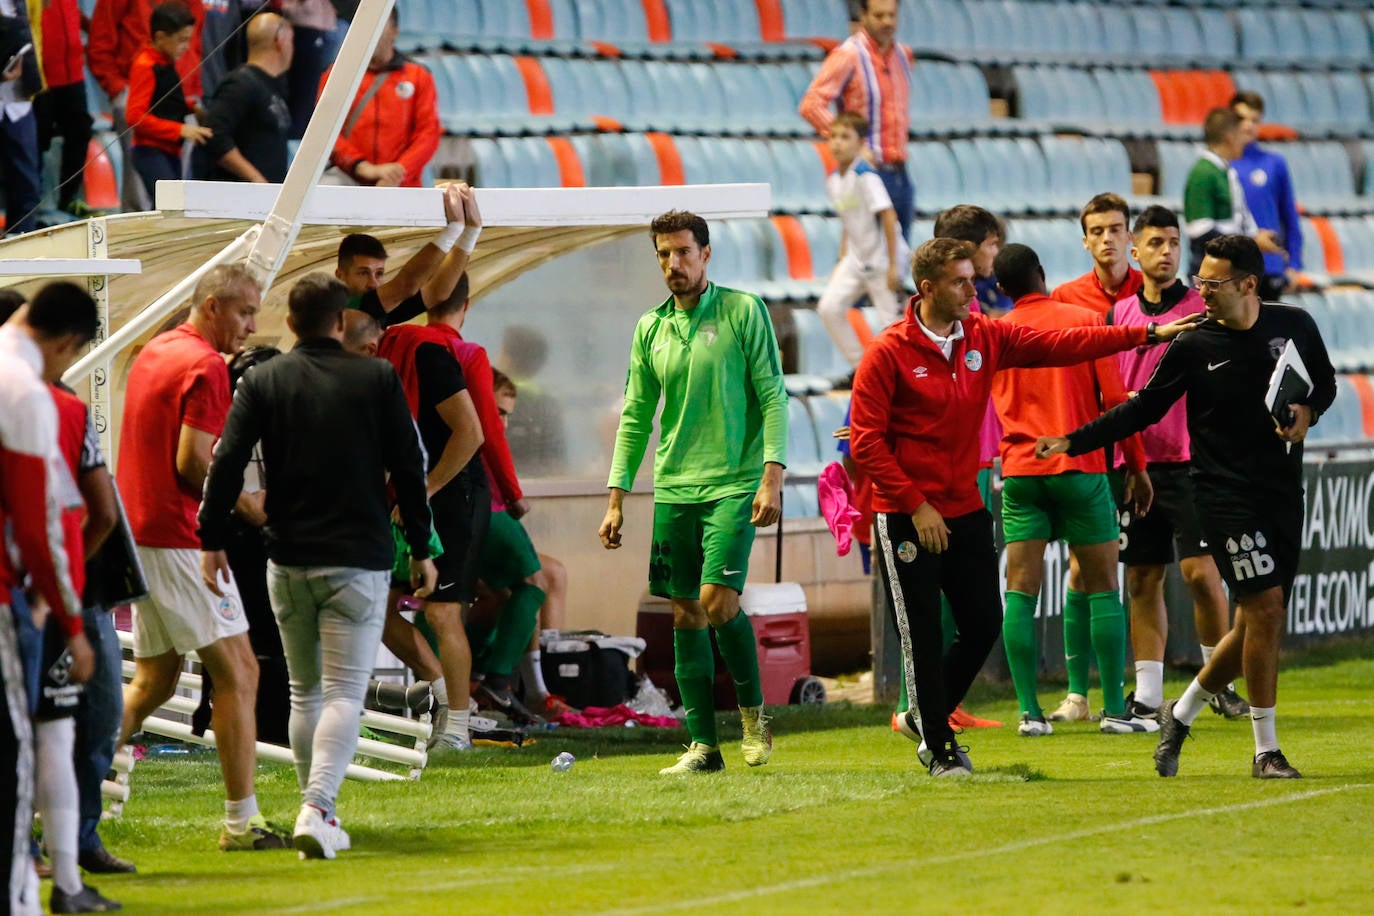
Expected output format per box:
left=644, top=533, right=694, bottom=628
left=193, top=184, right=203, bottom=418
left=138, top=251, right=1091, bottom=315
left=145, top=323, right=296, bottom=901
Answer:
left=636, top=582, right=825, bottom=709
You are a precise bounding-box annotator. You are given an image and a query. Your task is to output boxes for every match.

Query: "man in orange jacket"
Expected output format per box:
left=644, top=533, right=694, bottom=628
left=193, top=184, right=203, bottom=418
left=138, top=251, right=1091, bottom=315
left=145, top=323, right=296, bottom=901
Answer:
left=317, top=6, right=439, bottom=188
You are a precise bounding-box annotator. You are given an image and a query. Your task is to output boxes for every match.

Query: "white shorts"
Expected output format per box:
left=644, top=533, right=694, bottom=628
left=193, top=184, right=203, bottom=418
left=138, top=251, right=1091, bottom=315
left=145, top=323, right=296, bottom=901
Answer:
left=132, top=546, right=249, bottom=657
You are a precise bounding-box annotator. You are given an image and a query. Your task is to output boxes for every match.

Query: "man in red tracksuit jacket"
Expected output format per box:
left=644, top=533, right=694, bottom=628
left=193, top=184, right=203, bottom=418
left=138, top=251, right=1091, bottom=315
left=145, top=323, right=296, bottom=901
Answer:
left=848, top=237, right=1198, bottom=777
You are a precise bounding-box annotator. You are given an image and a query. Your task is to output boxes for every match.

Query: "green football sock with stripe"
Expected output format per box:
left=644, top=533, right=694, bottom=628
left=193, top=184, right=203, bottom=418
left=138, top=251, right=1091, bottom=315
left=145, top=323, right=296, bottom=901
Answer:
left=713, top=611, right=763, bottom=709
left=673, top=627, right=717, bottom=746
left=1089, top=591, right=1128, bottom=717
left=1002, top=590, right=1043, bottom=717
left=1063, top=589, right=1093, bottom=698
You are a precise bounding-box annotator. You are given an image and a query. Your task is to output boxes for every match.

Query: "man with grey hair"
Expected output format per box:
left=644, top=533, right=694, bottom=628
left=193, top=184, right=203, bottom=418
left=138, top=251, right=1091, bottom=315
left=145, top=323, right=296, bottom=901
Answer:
left=117, top=262, right=288, bottom=851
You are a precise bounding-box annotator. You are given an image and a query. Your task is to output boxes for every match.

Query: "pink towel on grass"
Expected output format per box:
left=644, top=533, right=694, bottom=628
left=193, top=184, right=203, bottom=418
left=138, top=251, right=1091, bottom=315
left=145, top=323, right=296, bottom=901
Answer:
left=552, top=704, right=682, bottom=729
left=818, top=461, right=862, bottom=557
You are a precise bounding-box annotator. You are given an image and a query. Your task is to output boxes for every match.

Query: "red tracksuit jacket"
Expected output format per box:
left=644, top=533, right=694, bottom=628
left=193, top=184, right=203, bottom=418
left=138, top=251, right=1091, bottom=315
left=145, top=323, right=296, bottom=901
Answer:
left=849, top=301, right=1148, bottom=519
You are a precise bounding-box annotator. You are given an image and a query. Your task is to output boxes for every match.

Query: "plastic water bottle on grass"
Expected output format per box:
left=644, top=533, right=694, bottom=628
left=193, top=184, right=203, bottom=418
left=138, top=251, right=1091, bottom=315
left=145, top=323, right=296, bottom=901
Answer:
left=550, top=751, right=575, bottom=772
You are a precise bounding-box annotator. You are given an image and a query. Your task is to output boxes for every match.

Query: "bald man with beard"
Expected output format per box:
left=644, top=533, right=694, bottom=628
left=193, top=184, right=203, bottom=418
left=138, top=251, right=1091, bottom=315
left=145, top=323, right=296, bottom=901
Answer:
left=200, top=12, right=295, bottom=183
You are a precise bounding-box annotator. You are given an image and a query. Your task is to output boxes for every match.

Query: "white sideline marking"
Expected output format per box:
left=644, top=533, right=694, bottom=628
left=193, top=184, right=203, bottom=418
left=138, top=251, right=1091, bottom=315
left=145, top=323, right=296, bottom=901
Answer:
left=604, top=783, right=1374, bottom=915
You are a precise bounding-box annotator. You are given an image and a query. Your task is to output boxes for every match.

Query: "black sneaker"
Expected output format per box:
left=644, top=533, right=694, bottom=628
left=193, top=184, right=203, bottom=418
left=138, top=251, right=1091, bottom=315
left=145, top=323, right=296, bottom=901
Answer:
left=927, top=740, right=973, bottom=778
left=50, top=883, right=121, bottom=913
left=1153, top=699, right=1191, bottom=778
left=475, top=682, right=545, bottom=727
left=1209, top=687, right=1251, bottom=719
left=1253, top=749, right=1302, bottom=779
left=1125, top=691, right=1158, bottom=720
left=78, top=847, right=136, bottom=874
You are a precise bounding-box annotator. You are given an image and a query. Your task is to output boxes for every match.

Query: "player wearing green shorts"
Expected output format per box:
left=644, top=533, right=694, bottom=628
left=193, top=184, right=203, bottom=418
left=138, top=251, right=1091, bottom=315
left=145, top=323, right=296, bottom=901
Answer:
left=989, top=244, right=1159, bottom=737
left=600, top=209, right=788, bottom=775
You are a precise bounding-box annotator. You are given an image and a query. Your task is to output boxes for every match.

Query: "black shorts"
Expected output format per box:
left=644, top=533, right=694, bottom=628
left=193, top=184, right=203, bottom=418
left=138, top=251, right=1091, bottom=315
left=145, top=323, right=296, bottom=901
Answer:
left=35, top=614, right=83, bottom=722
left=426, top=475, right=491, bottom=605
left=1201, top=497, right=1303, bottom=598
left=1117, top=463, right=1209, bottom=566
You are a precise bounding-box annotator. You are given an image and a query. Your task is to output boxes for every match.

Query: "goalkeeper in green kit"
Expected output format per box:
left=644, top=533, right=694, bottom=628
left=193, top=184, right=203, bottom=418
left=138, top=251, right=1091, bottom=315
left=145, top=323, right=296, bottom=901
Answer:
left=600, top=210, right=789, bottom=774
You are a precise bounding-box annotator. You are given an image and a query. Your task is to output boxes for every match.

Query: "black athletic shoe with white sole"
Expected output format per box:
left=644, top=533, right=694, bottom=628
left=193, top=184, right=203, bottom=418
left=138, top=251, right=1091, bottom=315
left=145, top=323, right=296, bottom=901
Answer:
left=1209, top=687, right=1251, bottom=719
left=1125, top=691, right=1158, bottom=721
left=1153, top=699, right=1191, bottom=777
left=1253, top=749, right=1302, bottom=779
left=475, top=682, right=546, bottom=727
left=927, top=740, right=973, bottom=778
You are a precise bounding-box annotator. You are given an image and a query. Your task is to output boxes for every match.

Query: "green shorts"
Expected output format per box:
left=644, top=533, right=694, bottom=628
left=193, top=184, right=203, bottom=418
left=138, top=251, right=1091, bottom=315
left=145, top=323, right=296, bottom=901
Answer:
left=650, top=493, right=756, bottom=599
left=478, top=509, right=541, bottom=589
left=1001, top=472, right=1119, bottom=546
left=391, top=522, right=445, bottom=587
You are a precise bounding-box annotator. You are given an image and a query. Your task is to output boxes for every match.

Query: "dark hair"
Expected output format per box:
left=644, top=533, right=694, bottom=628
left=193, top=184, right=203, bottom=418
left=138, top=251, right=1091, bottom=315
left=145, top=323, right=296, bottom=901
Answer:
left=1203, top=234, right=1265, bottom=281
left=289, top=273, right=349, bottom=339
left=492, top=368, right=517, bottom=396
left=934, top=204, right=1001, bottom=246
left=649, top=210, right=709, bottom=250
left=1079, top=193, right=1130, bottom=235
left=831, top=110, right=870, bottom=138
left=1203, top=107, right=1241, bottom=147
left=0, top=288, right=25, bottom=324
left=337, top=233, right=388, bottom=268
left=228, top=346, right=280, bottom=390
left=911, top=238, right=975, bottom=286
left=847, top=0, right=864, bottom=21
left=27, top=281, right=98, bottom=343
left=1132, top=205, right=1180, bottom=237
left=150, top=1, right=195, bottom=37
left=388, top=5, right=399, bottom=26
left=1229, top=90, right=1265, bottom=115
left=992, top=244, right=1046, bottom=301
left=428, top=272, right=470, bottom=319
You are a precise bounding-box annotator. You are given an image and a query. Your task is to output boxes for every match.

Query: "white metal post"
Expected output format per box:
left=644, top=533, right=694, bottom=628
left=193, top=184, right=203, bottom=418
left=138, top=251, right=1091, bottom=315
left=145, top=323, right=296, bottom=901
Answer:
left=244, top=0, right=397, bottom=289
left=84, top=217, right=114, bottom=465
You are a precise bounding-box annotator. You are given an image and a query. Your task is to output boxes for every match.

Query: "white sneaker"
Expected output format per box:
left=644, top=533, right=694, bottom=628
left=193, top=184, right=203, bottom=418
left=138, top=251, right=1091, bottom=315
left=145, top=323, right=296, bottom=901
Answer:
left=293, top=807, right=336, bottom=860
left=1047, top=693, right=1092, bottom=722
left=326, top=815, right=350, bottom=852
left=431, top=731, right=472, bottom=753
left=1018, top=713, right=1053, bottom=737
left=1099, top=711, right=1160, bottom=734
left=894, top=710, right=934, bottom=767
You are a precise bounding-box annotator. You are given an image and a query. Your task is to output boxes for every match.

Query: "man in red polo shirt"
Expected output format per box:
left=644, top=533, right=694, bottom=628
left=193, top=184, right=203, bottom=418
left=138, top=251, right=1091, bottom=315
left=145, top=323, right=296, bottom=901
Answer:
left=799, top=0, right=914, bottom=241
left=1054, top=193, right=1143, bottom=317
left=117, top=262, right=287, bottom=851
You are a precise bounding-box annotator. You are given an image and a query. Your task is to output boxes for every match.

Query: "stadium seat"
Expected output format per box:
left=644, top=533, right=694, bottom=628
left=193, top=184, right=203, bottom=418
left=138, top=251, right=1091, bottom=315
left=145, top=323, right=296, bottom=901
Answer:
left=906, top=141, right=963, bottom=215
left=83, top=138, right=120, bottom=211
left=1328, top=73, right=1370, bottom=128
left=1235, top=9, right=1280, bottom=61
left=470, top=137, right=511, bottom=186
left=786, top=395, right=824, bottom=475
left=806, top=392, right=849, bottom=447
left=1298, top=217, right=1327, bottom=282
left=782, top=481, right=821, bottom=518
left=1328, top=10, right=1372, bottom=63
left=791, top=307, right=851, bottom=380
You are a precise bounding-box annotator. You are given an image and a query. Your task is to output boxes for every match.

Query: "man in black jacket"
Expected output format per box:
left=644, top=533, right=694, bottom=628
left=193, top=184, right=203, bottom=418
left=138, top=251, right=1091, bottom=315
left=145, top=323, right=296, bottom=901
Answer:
left=197, top=272, right=436, bottom=860
left=1037, top=234, right=1336, bottom=780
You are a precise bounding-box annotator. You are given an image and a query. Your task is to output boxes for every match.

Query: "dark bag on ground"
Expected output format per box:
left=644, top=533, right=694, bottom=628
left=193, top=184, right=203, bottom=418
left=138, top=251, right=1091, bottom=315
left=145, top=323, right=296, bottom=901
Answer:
left=538, top=631, right=644, bottom=709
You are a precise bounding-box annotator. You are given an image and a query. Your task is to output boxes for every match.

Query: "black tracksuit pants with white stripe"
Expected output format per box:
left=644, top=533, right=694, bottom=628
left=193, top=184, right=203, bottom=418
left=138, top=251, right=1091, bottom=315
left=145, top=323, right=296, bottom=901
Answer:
left=876, top=509, right=1003, bottom=754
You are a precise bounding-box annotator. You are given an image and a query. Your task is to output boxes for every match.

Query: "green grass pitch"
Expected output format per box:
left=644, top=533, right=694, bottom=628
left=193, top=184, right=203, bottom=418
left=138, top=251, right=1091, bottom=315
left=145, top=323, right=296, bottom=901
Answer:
left=79, top=648, right=1374, bottom=914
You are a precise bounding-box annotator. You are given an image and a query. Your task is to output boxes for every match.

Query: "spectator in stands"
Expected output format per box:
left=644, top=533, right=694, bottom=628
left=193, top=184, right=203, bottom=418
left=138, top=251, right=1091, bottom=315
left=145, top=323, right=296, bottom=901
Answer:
left=128, top=2, right=214, bottom=203
left=1107, top=205, right=1248, bottom=722
left=601, top=209, right=785, bottom=775
left=847, top=238, right=1198, bottom=776
left=800, top=0, right=914, bottom=241
left=1054, top=193, right=1142, bottom=315
left=847, top=0, right=863, bottom=34
left=318, top=6, right=439, bottom=188
left=200, top=12, right=294, bottom=183
left=198, top=273, right=436, bottom=860
left=816, top=111, right=906, bottom=369
left=89, top=0, right=205, bottom=212
left=0, top=0, right=43, bottom=235
left=1230, top=91, right=1302, bottom=300
left=32, top=0, right=93, bottom=217
left=990, top=243, right=1155, bottom=738
left=117, top=262, right=288, bottom=852
left=1183, top=107, right=1284, bottom=279
left=0, top=283, right=97, bottom=916
left=280, top=0, right=337, bottom=140
left=334, top=183, right=468, bottom=328
left=199, top=0, right=245, bottom=101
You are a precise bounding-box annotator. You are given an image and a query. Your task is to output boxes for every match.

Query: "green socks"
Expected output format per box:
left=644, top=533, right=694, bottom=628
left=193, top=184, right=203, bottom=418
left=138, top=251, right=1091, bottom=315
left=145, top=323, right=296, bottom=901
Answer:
left=477, top=582, right=545, bottom=677
left=1002, top=590, right=1043, bottom=717
left=1089, top=591, right=1128, bottom=717
left=713, top=611, right=764, bottom=709
left=673, top=627, right=717, bottom=746
left=1062, top=589, right=1092, bottom=698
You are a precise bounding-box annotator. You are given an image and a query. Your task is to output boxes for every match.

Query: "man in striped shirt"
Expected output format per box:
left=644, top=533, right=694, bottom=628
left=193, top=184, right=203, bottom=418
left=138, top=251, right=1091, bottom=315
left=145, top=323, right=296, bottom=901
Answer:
left=800, top=0, right=913, bottom=241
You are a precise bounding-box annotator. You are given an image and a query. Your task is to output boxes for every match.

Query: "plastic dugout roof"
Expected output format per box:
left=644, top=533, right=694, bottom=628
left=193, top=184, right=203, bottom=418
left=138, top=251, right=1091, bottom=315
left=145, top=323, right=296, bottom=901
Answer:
left=0, top=180, right=770, bottom=358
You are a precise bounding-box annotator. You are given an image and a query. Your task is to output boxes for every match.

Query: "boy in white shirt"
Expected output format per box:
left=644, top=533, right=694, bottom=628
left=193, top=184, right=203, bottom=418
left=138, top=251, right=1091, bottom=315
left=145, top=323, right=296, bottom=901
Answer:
left=816, top=110, right=908, bottom=368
